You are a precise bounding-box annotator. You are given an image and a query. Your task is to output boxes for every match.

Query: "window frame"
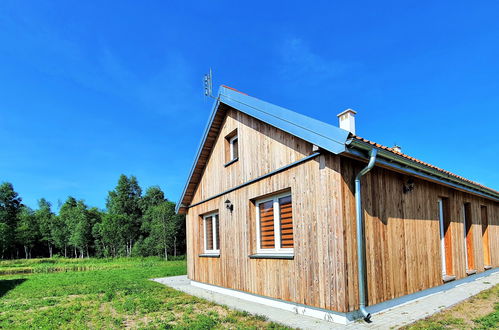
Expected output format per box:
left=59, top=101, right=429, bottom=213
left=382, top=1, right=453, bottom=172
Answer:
left=438, top=197, right=454, bottom=278
left=438, top=198, right=447, bottom=276
left=255, top=192, right=294, bottom=255
left=229, top=135, right=238, bottom=161
left=203, top=212, right=220, bottom=255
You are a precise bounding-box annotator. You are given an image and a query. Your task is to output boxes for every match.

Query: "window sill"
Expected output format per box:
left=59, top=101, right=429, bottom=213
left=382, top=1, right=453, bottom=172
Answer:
left=442, top=275, right=456, bottom=283
left=485, top=265, right=493, bottom=270
left=249, top=254, right=294, bottom=260
left=199, top=253, right=220, bottom=258
left=224, top=157, right=239, bottom=167
left=466, top=269, right=477, bottom=276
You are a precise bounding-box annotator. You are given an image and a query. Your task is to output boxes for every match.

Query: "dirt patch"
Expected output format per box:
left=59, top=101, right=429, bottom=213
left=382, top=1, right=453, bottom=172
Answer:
left=453, top=293, right=495, bottom=325
left=404, top=284, right=499, bottom=329
left=99, top=302, right=119, bottom=318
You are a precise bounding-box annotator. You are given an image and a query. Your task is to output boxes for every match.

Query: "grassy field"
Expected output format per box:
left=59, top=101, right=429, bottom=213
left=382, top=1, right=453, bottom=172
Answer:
left=0, top=257, right=287, bottom=329
left=405, top=283, right=499, bottom=330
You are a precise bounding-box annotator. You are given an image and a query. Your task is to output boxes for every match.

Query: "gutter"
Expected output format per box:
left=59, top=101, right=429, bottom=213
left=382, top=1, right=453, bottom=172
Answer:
left=346, top=139, right=499, bottom=202
left=185, top=151, right=322, bottom=210
left=354, top=148, right=377, bottom=322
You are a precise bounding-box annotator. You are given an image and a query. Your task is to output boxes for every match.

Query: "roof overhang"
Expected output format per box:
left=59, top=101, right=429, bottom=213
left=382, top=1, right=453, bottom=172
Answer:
left=175, top=86, right=351, bottom=213
left=345, top=139, right=499, bottom=202
left=176, top=86, right=499, bottom=213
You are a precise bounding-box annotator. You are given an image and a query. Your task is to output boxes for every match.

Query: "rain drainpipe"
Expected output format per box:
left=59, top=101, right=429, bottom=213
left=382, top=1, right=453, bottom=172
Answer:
left=355, top=148, right=377, bottom=322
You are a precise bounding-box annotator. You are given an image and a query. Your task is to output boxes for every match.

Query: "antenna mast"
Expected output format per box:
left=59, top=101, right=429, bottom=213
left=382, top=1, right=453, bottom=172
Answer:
left=203, top=68, right=213, bottom=98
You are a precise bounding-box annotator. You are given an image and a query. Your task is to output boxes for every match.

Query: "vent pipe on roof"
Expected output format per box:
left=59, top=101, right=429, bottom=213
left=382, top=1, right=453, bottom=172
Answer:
left=337, top=109, right=357, bottom=134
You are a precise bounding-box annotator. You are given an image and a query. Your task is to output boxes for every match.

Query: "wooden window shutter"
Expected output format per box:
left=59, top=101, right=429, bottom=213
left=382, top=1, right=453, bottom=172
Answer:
left=259, top=201, right=275, bottom=249
left=438, top=198, right=453, bottom=276
left=481, top=206, right=491, bottom=266
left=279, top=196, right=293, bottom=248
left=442, top=199, right=453, bottom=276
left=215, top=215, right=220, bottom=250
left=464, top=203, right=474, bottom=270
left=205, top=216, right=213, bottom=250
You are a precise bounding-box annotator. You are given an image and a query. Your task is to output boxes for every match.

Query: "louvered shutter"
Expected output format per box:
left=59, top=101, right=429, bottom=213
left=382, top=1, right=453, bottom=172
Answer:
left=205, top=216, right=213, bottom=250
left=279, top=196, right=293, bottom=248
left=214, top=215, right=220, bottom=250
left=259, top=200, right=275, bottom=249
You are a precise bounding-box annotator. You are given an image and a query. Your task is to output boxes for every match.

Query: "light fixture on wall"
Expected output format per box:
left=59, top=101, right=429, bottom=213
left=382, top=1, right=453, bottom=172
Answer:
left=403, top=178, right=415, bottom=194
left=225, top=199, right=234, bottom=213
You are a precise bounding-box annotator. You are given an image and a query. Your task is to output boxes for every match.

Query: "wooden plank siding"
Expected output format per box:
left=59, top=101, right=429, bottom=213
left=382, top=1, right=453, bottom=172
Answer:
left=340, top=157, right=499, bottom=311
left=190, top=108, right=312, bottom=205
left=186, top=106, right=498, bottom=314
left=187, top=154, right=349, bottom=311
left=187, top=108, right=349, bottom=312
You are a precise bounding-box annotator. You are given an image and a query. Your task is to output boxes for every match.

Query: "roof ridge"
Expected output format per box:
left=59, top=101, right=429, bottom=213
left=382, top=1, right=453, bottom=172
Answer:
left=176, top=85, right=498, bottom=213
left=220, top=85, right=248, bottom=95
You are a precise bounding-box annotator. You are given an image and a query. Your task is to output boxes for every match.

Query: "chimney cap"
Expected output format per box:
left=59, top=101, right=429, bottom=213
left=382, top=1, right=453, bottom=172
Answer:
left=337, top=108, right=357, bottom=134
left=337, top=108, right=357, bottom=117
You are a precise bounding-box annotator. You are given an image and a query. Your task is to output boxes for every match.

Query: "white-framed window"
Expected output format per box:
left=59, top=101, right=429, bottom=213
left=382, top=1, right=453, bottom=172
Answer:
left=229, top=135, right=238, bottom=161
left=438, top=198, right=453, bottom=277
left=203, top=212, right=220, bottom=255
left=438, top=198, right=446, bottom=276
left=255, top=192, right=294, bottom=255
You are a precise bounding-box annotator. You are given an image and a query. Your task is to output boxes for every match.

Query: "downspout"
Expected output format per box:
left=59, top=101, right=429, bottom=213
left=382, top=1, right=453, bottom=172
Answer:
left=355, top=148, right=377, bottom=322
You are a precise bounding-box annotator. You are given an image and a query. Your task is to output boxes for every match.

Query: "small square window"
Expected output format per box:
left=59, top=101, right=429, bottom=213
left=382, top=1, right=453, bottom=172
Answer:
left=203, top=212, right=220, bottom=255
left=255, top=192, right=294, bottom=255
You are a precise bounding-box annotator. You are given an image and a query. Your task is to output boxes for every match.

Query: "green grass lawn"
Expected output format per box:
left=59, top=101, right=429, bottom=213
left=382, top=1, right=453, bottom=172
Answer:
left=404, top=283, right=499, bottom=330
left=0, top=257, right=287, bottom=329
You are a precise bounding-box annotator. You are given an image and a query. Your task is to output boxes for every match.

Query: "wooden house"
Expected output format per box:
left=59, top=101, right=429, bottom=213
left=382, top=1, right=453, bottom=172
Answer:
left=176, top=86, right=498, bottom=323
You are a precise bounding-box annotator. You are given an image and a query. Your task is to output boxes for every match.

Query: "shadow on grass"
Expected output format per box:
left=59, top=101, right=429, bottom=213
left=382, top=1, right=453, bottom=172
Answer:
left=0, top=279, right=26, bottom=298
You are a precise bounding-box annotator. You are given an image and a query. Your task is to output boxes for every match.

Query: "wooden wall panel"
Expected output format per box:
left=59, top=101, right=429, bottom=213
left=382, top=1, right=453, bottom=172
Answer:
left=187, top=154, right=349, bottom=312
left=191, top=109, right=310, bottom=205
left=341, top=157, right=498, bottom=311
left=186, top=108, right=349, bottom=312
left=185, top=106, right=498, bottom=314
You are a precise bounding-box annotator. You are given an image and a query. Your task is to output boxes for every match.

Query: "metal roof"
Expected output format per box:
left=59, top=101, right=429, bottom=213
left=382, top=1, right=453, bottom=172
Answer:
left=175, top=86, right=350, bottom=213
left=176, top=86, right=499, bottom=213
left=219, top=86, right=350, bottom=154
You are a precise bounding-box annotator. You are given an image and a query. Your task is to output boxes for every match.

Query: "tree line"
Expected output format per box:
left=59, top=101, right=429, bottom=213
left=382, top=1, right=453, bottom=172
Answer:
left=0, top=174, right=185, bottom=260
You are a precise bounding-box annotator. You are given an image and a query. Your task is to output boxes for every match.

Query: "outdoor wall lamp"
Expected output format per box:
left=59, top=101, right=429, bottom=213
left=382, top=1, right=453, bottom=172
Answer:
left=403, top=177, right=415, bottom=194
left=225, top=199, right=234, bottom=213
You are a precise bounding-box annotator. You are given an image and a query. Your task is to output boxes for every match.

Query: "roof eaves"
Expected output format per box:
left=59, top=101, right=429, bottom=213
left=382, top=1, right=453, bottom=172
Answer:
left=175, top=85, right=351, bottom=213
left=175, top=93, right=222, bottom=213
left=346, top=137, right=499, bottom=201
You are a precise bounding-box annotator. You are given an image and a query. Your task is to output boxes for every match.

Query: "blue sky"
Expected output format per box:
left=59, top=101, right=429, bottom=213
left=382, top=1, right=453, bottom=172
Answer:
left=1, top=1, right=498, bottom=210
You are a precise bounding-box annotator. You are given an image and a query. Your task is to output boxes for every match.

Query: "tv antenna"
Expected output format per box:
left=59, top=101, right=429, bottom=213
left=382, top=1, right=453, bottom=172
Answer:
left=203, top=68, right=213, bottom=98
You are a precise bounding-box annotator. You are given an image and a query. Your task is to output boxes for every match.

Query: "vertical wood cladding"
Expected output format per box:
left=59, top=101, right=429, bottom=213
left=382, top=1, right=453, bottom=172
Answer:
left=187, top=108, right=348, bottom=312
left=341, top=157, right=498, bottom=310
left=186, top=106, right=498, bottom=313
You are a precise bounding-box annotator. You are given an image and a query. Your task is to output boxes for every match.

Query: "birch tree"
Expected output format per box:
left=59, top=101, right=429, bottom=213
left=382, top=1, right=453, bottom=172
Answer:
left=16, top=206, right=39, bottom=259
left=106, top=175, right=142, bottom=256
left=36, top=198, right=55, bottom=257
